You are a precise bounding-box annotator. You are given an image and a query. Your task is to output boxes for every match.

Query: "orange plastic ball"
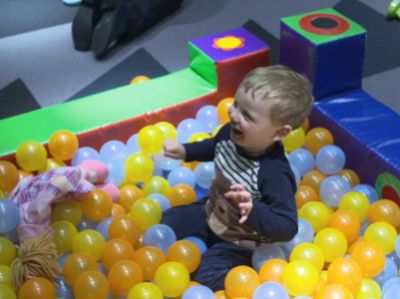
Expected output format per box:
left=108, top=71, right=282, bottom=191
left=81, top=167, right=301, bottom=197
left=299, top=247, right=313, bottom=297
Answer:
left=217, top=97, right=234, bottom=124
left=108, top=215, right=141, bottom=246
left=258, top=258, right=287, bottom=283
left=81, top=189, right=113, bottom=222
left=18, top=277, right=56, bottom=299
left=108, top=260, right=143, bottom=296
left=111, top=203, right=126, bottom=216
left=327, top=257, right=362, bottom=293
left=368, top=199, right=400, bottom=228
left=74, top=271, right=110, bottom=299
left=301, top=170, right=327, bottom=195
left=0, top=160, right=19, bottom=194
left=295, top=185, right=320, bottom=208
left=101, top=238, right=135, bottom=269
left=63, top=252, right=97, bottom=285
left=48, top=130, right=79, bottom=161
left=168, top=184, right=197, bottom=207
left=351, top=240, right=385, bottom=278
left=337, top=168, right=360, bottom=188
left=15, top=140, right=47, bottom=171
left=224, top=265, right=260, bottom=299
left=305, top=127, right=334, bottom=155
left=315, top=283, right=353, bottom=299
left=167, top=240, right=201, bottom=273
left=119, top=184, right=145, bottom=212
left=133, top=246, right=166, bottom=281
left=302, top=118, right=310, bottom=133
left=215, top=290, right=229, bottom=299
left=328, top=209, right=361, bottom=243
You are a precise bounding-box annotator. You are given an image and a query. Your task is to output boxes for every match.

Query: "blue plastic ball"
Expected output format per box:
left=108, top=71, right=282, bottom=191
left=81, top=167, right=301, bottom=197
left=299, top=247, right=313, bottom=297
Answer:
left=316, top=145, right=346, bottom=175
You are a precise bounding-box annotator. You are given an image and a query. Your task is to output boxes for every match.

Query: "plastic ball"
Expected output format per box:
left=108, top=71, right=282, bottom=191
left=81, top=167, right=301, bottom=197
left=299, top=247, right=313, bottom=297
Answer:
left=125, top=153, right=154, bottom=183
left=133, top=246, right=166, bottom=281
left=282, top=127, right=305, bottom=153
left=305, top=127, right=334, bottom=155
left=217, top=97, right=234, bottom=124
left=351, top=240, right=385, bottom=278
left=48, top=130, right=79, bottom=161
left=183, top=236, right=208, bottom=255
left=327, top=209, right=360, bottom=243
left=302, top=118, right=310, bottom=133
left=314, top=283, right=353, bottom=299
left=368, top=199, right=400, bottom=228
left=142, top=224, right=177, bottom=253
left=0, top=200, right=20, bottom=234
left=167, top=167, right=196, bottom=188
left=0, top=236, right=16, bottom=266
left=225, top=265, right=260, bottom=299
left=138, top=125, right=164, bottom=155
left=143, top=176, right=171, bottom=196
left=108, top=215, right=141, bottom=246
left=364, top=221, right=397, bottom=255
left=73, top=271, right=109, bottom=299
left=154, top=121, right=177, bottom=140
left=111, top=203, right=126, bottom=216
left=0, top=160, right=19, bottom=195
left=314, top=228, right=347, bottom=262
left=0, top=283, right=16, bottom=299
left=168, top=184, right=197, bottom=207
left=128, top=282, right=163, bottom=299
left=195, top=104, right=220, bottom=133
left=355, top=278, right=382, bottom=299
left=153, top=152, right=181, bottom=172
left=81, top=189, right=113, bottom=222
left=51, top=220, right=78, bottom=253
left=251, top=243, right=286, bottom=272
left=337, top=168, right=360, bottom=188
left=129, top=198, right=162, bottom=231
left=63, top=252, right=97, bottom=285
left=130, top=75, right=150, bottom=84
left=182, top=285, right=215, bottom=299
left=71, top=146, right=100, bottom=166
left=16, top=140, right=47, bottom=171
left=338, top=191, right=370, bottom=222
left=167, top=240, right=201, bottom=273
left=327, top=257, right=362, bottom=293
left=374, top=257, right=397, bottom=286
left=298, top=201, right=333, bottom=232
left=188, top=132, right=211, bottom=143
left=72, top=229, right=105, bottom=261
left=253, top=281, right=289, bottom=299
left=290, top=242, right=325, bottom=272
left=281, top=218, right=315, bottom=255
left=352, top=184, right=379, bottom=204
left=51, top=199, right=83, bottom=226
left=316, top=145, right=346, bottom=175
left=177, top=118, right=206, bottom=143
left=100, top=238, right=135, bottom=269
left=0, top=265, right=12, bottom=288
left=18, top=277, right=56, bottom=299
left=295, top=185, right=320, bottom=208
left=258, top=258, right=287, bottom=284
left=301, top=170, right=326, bottom=195
left=100, top=140, right=129, bottom=162
left=320, top=175, right=352, bottom=207
left=119, top=184, right=145, bottom=212
left=37, top=157, right=66, bottom=173
left=194, top=162, right=215, bottom=189
left=108, top=259, right=143, bottom=296
left=282, top=260, right=319, bottom=297
left=148, top=193, right=171, bottom=212
left=288, top=148, right=315, bottom=177
left=154, top=261, right=190, bottom=298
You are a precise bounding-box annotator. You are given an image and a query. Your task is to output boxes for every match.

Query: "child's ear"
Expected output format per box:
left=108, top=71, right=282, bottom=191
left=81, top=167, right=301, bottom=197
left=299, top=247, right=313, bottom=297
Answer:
left=273, top=125, right=292, bottom=141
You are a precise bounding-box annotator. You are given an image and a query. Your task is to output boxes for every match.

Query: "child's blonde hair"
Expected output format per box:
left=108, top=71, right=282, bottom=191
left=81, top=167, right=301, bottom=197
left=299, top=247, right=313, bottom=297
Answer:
left=239, top=65, right=314, bottom=129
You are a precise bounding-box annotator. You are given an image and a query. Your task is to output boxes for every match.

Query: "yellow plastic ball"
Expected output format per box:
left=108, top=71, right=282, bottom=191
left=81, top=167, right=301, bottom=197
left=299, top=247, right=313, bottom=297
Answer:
left=129, top=198, right=162, bottom=231
left=154, top=261, right=190, bottom=298
left=125, top=153, right=154, bottom=183
left=298, top=201, right=334, bottom=232
left=314, top=228, right=348, bottom=262
left=282, top=127, right=305, bottom=153
left=282, top=259, right=319, bottom=297
left=338, top=191, right=370, bottom=222
left=154, top=121, right=177, bottom=141
left=364, top=221, right=397, bottom=254
left=128, top=282, right=163, bottom=299
left=138, top=125, right=164, bottom=155
left=16, top=140, right=47, bottom=171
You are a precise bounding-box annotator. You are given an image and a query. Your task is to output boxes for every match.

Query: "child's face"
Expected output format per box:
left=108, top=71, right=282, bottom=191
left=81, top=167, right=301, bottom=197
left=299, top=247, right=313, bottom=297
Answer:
left=229, top=87, right=289, bottom=155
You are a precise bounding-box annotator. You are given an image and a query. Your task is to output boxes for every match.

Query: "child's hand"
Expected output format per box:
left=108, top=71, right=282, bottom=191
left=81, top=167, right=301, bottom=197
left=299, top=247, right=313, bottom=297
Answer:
left=163, top=139, right=186, bottom=160
left=224, top=183, right=253, bottom=224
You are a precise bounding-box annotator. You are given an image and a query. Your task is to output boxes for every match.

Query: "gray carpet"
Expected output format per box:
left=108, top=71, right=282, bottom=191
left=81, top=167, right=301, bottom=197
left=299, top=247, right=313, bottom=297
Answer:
left=0, top=0, right=399, bottom=119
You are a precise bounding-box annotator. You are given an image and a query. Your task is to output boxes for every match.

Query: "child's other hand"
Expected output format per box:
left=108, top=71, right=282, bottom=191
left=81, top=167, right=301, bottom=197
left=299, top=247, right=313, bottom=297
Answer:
left=224, top=183, right=253, bottom=224
left=163, top=139, right=186, bottom=160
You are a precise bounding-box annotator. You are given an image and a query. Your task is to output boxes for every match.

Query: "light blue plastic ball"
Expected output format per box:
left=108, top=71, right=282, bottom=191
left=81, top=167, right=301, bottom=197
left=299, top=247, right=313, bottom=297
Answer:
left=182, top=285, right=215, bottom=299
left=194, top=162, right=215, bottom=189
left=71, top=146, right=100, bottom=166
left=253, top=282, right=289, bottom=299
left=353, top=184, right=379, bottom=204
left=316, top=145, right=346, bottom=175
left=184, top=236, right=208, bottom=254
left=126, top=133, right=140, bottom=153
left=148, top=193, right=171, bottom=212
left=320, top=175, right=351, bottom=207
left=0, top=200, right=20, bottom=233
left=177, top=118, right=205, bottom=143
left=167, top=166, right=196, bottom=188
left=251, top=243, right=286, bottom=271
left=281, top=218, right=314, bottom=257
left=288, top=148, right=315, bottom=177
left=195, top=105, right=220, bottom=133
left=100, top=140, right=129, bottom=162
left=143, top=224, right=177, bottom=253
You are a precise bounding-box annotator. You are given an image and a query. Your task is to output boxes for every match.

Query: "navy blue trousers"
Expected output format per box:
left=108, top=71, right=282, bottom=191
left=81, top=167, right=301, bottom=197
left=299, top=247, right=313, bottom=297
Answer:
left=161, top=199, right=253, bottom=292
